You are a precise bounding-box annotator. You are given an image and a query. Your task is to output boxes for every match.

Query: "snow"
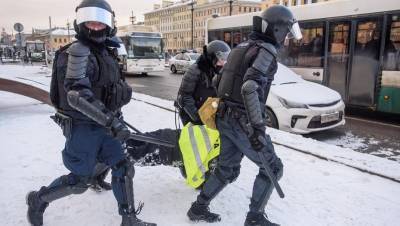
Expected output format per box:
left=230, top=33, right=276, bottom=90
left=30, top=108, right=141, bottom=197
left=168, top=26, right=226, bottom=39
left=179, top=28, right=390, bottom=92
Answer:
left=1, top=65, right=400, bottom=226
left=50, top=29, right=76, bottom=36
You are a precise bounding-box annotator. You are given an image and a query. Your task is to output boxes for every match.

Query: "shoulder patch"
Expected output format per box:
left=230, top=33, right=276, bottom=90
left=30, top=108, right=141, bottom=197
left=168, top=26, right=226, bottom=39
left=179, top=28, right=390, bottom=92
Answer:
left=67, top=42, right=90, bottom=57
left=251, top=48, right=274, bottom=74
left=259, top=42, right=277, bottom=57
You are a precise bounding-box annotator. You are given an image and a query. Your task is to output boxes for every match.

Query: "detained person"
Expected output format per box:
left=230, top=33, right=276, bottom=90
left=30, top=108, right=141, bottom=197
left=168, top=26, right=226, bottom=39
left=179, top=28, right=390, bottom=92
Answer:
left=176, top=40, right=231, bottom=126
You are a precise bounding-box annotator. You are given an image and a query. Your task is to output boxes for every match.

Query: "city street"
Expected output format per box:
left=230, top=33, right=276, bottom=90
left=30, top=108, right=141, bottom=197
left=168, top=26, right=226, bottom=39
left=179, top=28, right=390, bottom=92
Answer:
left=125, top=68, right=400, bottom=163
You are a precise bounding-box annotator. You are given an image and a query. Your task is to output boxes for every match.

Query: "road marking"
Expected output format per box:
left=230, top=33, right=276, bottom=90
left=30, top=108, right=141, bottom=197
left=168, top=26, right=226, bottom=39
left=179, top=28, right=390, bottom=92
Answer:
left=345, top=116, right=400, bottom=129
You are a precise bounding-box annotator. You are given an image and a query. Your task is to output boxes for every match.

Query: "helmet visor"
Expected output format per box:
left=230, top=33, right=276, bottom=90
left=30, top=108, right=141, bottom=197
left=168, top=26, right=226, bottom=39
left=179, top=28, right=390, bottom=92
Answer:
left=287, top=22, right=303, bottom=40
left=76, top=7, right=113, bottom=28
left=215, top=50, right=230, bottom=62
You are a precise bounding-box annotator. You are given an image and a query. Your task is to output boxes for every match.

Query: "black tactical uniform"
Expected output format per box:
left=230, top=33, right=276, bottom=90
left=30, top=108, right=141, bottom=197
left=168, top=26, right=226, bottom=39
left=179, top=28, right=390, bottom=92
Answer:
left=25, top=1, right=156, bottom=226
left=187, top=6, right=303, bottom=226
left=176, top=40, right=231, bottom=125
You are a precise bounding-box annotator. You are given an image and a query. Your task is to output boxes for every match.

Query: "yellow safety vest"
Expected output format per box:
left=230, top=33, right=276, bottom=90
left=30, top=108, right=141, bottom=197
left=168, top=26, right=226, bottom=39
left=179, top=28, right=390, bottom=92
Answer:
left=179, top=123, right=220, bottom=188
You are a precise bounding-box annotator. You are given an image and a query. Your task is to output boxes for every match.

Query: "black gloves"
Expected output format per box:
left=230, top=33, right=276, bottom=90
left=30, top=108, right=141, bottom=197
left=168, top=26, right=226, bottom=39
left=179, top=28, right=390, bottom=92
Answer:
left=248, top=126, right=267, bottom=151
left=109, top=117, right=130, bottom=142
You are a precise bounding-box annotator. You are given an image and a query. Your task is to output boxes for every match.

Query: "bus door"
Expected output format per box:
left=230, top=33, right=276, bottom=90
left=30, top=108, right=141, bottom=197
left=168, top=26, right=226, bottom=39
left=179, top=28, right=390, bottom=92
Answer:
left=348, top=18, right=383, bottom=107
left=327, top=21, right=351, bottom=99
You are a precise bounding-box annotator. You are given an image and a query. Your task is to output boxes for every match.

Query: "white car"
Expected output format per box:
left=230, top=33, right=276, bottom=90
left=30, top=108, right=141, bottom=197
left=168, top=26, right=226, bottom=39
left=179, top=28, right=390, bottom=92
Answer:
left=170, top=53, right=200, bottom=74
left=266, top=63, right=345, bottom=134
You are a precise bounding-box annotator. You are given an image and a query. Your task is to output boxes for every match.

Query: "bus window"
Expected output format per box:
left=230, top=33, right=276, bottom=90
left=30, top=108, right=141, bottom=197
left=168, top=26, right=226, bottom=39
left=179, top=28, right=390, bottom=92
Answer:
left=354, top=20, right=381, bottom=59
left=241, top=27, right=252, bottom=42
left=208, top=30, right=223, bottom=43
left=280, top=22, right=325, bottom=67
left=223, top=31, right=232, bottom=47
left=233, top=30, right=241, bottom=47
left=384, top=15, right=400, bottom=71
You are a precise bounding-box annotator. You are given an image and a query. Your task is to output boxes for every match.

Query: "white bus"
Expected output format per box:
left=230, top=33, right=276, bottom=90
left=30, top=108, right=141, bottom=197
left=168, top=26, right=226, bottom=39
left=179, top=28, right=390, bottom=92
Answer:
left=206, top=0, right=400, bottom=115
left=118, top=26, right=165, bottom=75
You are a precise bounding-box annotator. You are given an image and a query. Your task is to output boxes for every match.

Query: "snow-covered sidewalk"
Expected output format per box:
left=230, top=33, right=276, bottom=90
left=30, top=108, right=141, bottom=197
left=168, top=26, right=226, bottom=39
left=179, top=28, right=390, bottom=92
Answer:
left=1, top=90, right=400, bottom=226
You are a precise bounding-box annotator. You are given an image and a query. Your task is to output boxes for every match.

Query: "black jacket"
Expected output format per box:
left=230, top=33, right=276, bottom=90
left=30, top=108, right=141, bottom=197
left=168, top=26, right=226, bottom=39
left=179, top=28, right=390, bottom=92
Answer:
left=177, top=55, right=217, bottom=125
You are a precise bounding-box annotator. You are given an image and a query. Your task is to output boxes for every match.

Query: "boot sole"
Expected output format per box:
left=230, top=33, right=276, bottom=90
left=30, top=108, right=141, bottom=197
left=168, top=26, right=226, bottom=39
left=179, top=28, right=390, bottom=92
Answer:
left=187, top=209, right=221, bottom=223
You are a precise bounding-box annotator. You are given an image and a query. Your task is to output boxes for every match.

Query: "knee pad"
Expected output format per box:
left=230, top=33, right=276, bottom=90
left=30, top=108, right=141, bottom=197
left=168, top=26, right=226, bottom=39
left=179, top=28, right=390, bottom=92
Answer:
left=272, top=158, right=283, bottom=180
left=259, top=158, right=283, bottom=181
left=215, top=165, right=241, bottom=184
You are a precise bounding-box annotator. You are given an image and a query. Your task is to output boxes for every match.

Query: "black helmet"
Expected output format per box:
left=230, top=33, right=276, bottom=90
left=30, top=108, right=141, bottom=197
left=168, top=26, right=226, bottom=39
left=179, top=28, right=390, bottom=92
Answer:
left=254, top=5, right=302, bottom=45
left=74, top=0, right=117, bottom=43
left=205, top=40, right=231, bottom=64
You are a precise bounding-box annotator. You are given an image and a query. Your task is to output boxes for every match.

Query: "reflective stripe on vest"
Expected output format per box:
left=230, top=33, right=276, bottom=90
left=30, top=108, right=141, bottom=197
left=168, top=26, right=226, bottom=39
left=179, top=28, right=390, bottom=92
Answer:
left=188, top=125, right=207, bottom=181
left=179, top=123, right=220, bottom=188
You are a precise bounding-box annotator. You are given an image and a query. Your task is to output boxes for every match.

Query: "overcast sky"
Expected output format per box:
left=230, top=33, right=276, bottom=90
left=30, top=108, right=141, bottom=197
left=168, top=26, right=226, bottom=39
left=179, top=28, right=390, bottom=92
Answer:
left=0, top=0, right=165, bottom=33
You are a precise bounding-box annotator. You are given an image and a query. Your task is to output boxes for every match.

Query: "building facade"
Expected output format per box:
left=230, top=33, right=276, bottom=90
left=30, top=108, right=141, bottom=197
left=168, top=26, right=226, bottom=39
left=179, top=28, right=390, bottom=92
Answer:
left=144, top=0, right=262, bottom=53
left=261, top=0, right=333, bottom=9
left=30, top=28, right=76, bottom=52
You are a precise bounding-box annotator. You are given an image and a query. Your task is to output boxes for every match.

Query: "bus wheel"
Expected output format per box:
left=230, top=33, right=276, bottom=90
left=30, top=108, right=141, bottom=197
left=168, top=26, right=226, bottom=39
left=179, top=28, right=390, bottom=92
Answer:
left=171, top=65, right=177, bottom=74
left=141, top=72, right=148, bottom=76
left=265, top=107, right=279, bottom=129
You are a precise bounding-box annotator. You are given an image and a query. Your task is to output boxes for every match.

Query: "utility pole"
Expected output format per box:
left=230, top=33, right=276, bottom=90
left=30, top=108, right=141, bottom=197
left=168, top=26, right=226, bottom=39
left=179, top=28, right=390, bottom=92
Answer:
left=190, top=0, right=195, bottom=50
left=130, top=11, right=136, bottom=25
left=49, top=16, right=52, bottom=30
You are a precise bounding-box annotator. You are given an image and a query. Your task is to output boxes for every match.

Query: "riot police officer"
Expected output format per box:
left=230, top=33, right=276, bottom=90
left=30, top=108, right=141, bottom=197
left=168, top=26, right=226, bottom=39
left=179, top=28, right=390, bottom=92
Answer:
left=26, top=1, right=156, bottom=226
left=176, top=40, right=231, bottom=125
left=187, top=6, right=302, bottom=226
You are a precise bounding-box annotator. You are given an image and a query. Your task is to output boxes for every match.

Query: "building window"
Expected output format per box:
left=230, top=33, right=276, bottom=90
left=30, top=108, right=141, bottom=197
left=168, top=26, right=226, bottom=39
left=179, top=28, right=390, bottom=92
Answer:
left=54, top=38, right=57, bottom=43
left=239, top=7, right=241, bottom=12
left=64, top=38, right=67, bottom=42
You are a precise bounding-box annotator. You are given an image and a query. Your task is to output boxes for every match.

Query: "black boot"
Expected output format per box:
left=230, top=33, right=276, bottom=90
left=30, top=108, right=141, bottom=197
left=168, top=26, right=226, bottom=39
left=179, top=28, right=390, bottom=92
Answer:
left=120, top=205, right=157, bottom=226
left=121, top=214, right=157, bottom=226
left=187, top=201, right=221, bottom=223
left=244, top=212, right=279, bottom=226
left=26, top=188, right=49, bottom=226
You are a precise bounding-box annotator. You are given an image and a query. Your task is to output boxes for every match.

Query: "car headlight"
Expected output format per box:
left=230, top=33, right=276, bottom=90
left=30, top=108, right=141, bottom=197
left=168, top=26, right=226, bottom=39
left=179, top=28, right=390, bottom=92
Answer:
left=278, top=97, right=308, bottom=109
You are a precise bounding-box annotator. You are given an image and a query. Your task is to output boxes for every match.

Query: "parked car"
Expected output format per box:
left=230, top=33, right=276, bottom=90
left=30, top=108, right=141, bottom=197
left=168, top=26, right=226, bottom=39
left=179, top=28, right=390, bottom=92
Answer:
left=266, top=63, right=345, bottom=134
left=170, top=52, right=200, bottom=73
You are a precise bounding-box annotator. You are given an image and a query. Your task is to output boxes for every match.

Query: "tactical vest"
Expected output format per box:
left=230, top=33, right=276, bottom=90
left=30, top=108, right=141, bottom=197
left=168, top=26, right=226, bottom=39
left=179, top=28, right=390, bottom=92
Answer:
left=179, top=123, right=220, bottom=188
left=50, top=42, right=132, bottom=115
left=217, top=40, right=274, bottom=104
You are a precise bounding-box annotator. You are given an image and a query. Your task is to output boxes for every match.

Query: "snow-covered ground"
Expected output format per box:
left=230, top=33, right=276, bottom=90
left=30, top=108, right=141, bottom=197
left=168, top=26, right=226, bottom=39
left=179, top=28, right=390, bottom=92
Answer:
left=1, top=65, right=400, bottom=226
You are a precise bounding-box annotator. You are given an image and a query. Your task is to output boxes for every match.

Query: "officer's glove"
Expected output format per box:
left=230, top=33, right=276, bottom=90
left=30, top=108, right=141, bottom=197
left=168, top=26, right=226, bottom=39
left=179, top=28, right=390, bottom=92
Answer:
left=109, top=117, right=130, bottom=142
left=248, top=126, right=267, bottom=151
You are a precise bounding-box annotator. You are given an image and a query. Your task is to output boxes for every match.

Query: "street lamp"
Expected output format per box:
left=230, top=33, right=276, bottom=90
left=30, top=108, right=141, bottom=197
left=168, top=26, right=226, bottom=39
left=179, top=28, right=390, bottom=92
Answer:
left=66, top=20, right=71, bottom=43
left=228, top=0, right=235, bottom=16
left=189, top=0, right=196, bottom=50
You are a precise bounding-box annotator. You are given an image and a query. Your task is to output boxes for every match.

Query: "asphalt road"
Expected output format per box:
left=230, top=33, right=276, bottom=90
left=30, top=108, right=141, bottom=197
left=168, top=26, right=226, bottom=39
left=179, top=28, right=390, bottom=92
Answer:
left=125, top=69, right=400, bottom=163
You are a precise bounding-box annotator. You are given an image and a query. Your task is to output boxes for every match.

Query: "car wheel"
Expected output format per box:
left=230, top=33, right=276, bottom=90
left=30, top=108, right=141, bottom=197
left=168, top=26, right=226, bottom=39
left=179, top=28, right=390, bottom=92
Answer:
left=265, top=107, right=279, bottom=129
left=171, top=65, right=177, bottom=74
